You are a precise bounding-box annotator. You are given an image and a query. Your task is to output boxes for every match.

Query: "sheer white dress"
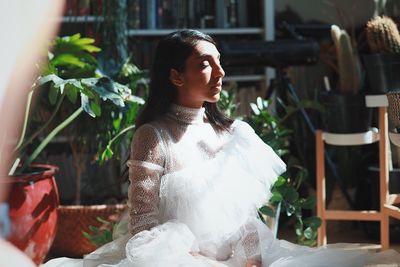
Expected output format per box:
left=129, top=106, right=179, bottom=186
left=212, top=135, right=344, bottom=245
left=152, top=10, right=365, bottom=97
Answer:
left=44, top=104, right=400, bottom=267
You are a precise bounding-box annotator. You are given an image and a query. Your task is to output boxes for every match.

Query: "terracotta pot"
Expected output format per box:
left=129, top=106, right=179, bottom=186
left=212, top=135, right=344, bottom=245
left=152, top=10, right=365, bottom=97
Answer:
left=2, top=164, right=59, bottom=265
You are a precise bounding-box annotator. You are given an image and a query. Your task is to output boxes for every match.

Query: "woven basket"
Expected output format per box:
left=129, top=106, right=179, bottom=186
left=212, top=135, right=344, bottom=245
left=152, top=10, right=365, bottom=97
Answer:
left=50, top=204, right=128, bottom=258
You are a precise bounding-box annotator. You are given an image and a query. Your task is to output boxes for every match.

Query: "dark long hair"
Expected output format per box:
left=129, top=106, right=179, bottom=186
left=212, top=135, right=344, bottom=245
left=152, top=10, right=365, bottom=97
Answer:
left=136, top=29, right=233, bottom=131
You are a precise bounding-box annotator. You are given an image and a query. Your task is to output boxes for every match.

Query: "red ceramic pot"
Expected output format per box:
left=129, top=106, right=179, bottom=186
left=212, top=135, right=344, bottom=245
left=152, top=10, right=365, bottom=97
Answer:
left=3, top=164, right=59, bottom=264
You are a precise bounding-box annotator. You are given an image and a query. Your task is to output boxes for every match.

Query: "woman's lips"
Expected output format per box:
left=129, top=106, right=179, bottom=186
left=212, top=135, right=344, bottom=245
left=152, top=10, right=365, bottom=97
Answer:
left=210, top=83, right=222, bottom=93
left=210, top=82, right=222, bottom=89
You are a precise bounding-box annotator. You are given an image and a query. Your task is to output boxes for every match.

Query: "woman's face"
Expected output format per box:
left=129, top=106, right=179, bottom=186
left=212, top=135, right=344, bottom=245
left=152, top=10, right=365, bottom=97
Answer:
left=171, top=40, right=225, bottom=108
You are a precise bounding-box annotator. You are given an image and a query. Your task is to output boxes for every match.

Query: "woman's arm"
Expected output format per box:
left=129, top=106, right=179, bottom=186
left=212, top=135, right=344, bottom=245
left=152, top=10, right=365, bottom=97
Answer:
left=127, top=124, right=166, bottom=235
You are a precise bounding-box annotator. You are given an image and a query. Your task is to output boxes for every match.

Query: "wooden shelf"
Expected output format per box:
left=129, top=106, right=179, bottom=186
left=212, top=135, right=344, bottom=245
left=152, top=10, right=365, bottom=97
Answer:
left=60, top=16, right=104, bottom=23
left=223, top=75, right=264, bottom=82
left=140, top=74, right=264, bottom=83
left=127, top=28, right=264, bottom=37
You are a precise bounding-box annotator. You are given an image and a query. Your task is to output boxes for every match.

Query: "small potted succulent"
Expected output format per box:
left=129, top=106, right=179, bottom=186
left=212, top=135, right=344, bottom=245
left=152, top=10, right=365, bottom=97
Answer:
left=364, top=15, right=400, bottom=94
left=319, top=24, right=371, bottom=133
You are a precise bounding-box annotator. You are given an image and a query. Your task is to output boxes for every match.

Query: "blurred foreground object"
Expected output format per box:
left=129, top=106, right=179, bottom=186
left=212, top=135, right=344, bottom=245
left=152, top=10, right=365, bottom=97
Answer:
left=0, top=0, right=64, bottom=266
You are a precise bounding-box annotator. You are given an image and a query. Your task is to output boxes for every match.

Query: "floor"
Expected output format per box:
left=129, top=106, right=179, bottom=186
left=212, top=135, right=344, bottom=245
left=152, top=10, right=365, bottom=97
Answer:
left=278, top=219, right=400, bottom=252
left=41, top=222, right=400, bottom=266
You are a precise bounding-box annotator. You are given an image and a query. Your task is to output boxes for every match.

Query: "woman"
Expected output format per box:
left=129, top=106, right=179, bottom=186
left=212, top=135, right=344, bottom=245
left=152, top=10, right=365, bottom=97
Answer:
left=45, top=30, right=399, bottom=267
left=121, top=29, right=283, bottom=267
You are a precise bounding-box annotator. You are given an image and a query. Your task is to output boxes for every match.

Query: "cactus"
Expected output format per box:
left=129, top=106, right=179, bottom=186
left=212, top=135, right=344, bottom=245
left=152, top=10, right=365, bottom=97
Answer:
left=331, top=25, right=361, bottom=95
left=366, top=16, right=400, bottom=53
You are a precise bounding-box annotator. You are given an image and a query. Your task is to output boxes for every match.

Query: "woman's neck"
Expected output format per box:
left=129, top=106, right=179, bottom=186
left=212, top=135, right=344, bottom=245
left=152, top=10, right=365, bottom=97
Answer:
left=173, top=98, right=204, bottom=109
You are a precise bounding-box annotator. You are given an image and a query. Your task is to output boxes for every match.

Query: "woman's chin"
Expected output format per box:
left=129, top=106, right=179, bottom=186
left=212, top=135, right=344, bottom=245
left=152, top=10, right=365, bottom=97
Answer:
left=208, top=93, right=220, bottom=103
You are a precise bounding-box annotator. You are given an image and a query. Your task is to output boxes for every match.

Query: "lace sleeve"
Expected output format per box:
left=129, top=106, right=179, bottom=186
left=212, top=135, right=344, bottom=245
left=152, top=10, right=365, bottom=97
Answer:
left=127, top=123, right=166, bottom=236
left=230, top=219, right=262, bottom=264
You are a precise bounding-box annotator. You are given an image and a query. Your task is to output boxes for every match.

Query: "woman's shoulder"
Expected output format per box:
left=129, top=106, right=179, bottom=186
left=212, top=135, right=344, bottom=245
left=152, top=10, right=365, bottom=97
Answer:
left=230, top=119, right=255, bottom=134
left=134, top=121, right=165, bottom=143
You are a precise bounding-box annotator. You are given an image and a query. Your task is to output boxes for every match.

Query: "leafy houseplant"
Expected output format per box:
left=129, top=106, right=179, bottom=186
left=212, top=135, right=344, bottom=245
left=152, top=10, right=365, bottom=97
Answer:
left=247, top=97, right=321, bottom=246
left=11, top=33, right=143, bottom=176
left=4, top=33, right=144, bottom=262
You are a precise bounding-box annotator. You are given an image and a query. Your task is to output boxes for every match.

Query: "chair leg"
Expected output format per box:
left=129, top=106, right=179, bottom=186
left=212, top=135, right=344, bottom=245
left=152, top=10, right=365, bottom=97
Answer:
left=379, top=106, right=390, bottom=250
left=316, top=130, right=327, bottom=246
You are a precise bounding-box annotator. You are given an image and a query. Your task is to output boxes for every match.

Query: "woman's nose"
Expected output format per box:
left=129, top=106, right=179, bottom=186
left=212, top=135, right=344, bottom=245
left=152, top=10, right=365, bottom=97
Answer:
left=214, top=62, right=225, bottom=78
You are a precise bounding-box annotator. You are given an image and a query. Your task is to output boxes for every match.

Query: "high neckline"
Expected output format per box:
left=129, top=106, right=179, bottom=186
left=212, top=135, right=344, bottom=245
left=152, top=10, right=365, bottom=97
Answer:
left=166, top=103, right=206, bottom=124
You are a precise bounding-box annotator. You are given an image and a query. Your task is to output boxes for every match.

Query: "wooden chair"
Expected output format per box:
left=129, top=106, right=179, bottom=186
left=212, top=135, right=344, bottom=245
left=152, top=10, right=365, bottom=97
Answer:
left=316, top=95, right=400, bottom=250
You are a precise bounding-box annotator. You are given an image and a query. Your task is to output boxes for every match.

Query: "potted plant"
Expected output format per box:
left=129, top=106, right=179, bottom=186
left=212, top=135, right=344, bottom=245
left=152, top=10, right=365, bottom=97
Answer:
left=2, top=33, right=143, bottom=264
left=364, top=15, right=400, bottom=94
left=357, top=14, right=400, bottom=237
left=319, top=24, right=372, bottom=133
left=34, top=34, right=144, bottom=258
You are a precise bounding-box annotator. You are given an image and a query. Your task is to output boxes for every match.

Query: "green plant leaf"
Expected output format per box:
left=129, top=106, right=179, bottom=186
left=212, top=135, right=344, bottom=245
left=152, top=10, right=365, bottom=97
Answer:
left=88, top=225, right=99, bottom=234
left=295, top=226, right=303, bottom=237
left=74, top=36, right=95, bottom=45
left=256, top=97, right=264, bottom=110
left=301, top=196, right=316, bottom=210
left=83, top=77, right=126, bottom=107
left=39, top=74, right=63, bottom=86
left=259, top=205, right=276, bottom=217
left=65, top=83, right=78, bottom=103
left=274, top=175, right=286, bottom=187
left=91, top=101, right=101, bottom=117
left=300, top=239, right=317, bottom=247
left=81, top=94, right=95, bottom=117
left=285, top=204, right=296, bottom=216
left=124, top=94, right=145, bottom=104
left=96, top=216, right=109, bottom=224
left=303, top=216, right=322, bottom=229
left=304, top=227, right=317, bottom=240
left=101, top=146, right=114, bottom=162
left=283, top=187, right=299, bottom=203
left=113, top=118, right=121, bottom=131
left=48, top=84, right=59, bottom=105
left=51, top=54, right=86, bottom=68
left=82, top=231, right=92, bottom=239
left=250, top=103, right=260, bottom=115
left=258, top=211, right=267, bottom=224
left=270, top=191, right=283, bottom=203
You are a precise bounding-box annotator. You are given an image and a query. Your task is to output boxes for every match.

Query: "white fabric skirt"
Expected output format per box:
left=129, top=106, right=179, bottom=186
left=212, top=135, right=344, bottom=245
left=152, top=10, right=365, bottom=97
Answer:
left=44, top=121, right=400, bottom=266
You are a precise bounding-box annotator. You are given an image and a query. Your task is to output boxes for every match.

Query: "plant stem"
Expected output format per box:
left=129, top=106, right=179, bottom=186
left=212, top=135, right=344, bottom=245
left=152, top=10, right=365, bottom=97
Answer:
left=14, top=89, right=34, bottom=151
left=17, top=93, right=66, bottom=152
left=16, top=107, right=84, bottom=175
left=108, top=124, right=135, bottom=147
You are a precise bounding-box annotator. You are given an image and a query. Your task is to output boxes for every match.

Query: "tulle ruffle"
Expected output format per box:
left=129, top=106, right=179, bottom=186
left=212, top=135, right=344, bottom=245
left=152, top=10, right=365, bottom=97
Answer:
left=158, top=120, right=286, bottom=259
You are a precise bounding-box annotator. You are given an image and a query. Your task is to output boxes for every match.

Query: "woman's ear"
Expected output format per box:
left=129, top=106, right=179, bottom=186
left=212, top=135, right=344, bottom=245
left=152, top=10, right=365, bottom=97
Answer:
left=169, top=69, right=184, bottom=87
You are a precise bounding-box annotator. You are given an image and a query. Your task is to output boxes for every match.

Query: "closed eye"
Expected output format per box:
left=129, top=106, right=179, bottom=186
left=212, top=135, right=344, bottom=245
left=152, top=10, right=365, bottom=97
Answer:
left=200, top=61, right=210, bottom=68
